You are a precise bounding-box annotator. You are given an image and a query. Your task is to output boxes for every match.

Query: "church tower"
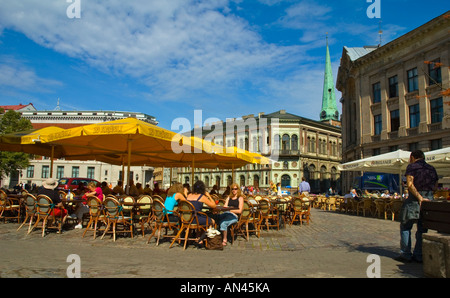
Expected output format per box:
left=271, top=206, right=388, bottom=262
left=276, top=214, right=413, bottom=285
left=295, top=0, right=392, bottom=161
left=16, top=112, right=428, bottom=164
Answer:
left=320, top=35, right=340, bottom=125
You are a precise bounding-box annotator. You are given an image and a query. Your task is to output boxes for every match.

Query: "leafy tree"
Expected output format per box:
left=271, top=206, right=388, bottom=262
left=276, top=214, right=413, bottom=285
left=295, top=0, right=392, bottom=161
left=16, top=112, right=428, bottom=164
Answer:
left=0, top=109, right=34, bottom=179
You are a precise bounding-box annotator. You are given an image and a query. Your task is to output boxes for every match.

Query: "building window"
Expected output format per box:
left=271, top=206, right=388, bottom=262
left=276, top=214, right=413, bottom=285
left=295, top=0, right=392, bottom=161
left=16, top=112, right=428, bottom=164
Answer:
left=282, top=134, right=290, bottom=151
left=72, top=166, right=79, bottom=178
left=430, top=97, right=443, bottom=123
left=56, top=166, right=64, bottom=179
left=372, top=82, right=381, bottom=103
left=42, top=165, right=49, bottom=178
left=87, top=167, right=95, bottom=179
left=291, top=134, right=298, bottom=151
left=430, top=139, right=442, bottom=150
left=374, top=114, right=382, bottom=135
left=409, top=142, right=419, bottom=151
left=390, top=109, right=400, bottom=132
left=281, top=174, right=291, bottom=187
left=407, top=68, right=418, bottom=92
left=26, top=165, right=35, bottom=178
left=428, top=58, right=442, bottom=85
left=373, top=148, right=381, bottom=156
left=388, top=75, right=398, bottom=98
left=409, top=104, right=420, bottom=128
left=331, top=142, right=337, bottom=156
left=389, top=145, right=399, bottom=152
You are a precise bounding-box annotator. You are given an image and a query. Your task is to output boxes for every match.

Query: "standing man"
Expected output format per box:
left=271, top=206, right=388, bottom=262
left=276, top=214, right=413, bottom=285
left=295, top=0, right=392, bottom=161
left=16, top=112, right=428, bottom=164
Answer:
left=299, top=177, right=311, bottom=195
left=396, top=150, right=438, bottom=263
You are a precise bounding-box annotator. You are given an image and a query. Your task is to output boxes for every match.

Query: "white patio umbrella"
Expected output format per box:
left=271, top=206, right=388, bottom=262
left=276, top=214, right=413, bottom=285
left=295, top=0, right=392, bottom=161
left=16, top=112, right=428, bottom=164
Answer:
left=338, top=150, right=412, bottom=174
left=425, top=147, right=450, bottom=176
left=338, top=150, right=412, bottom=195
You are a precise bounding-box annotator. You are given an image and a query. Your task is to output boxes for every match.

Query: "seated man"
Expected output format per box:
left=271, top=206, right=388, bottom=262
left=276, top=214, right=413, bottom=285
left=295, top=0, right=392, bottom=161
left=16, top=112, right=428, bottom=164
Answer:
left=38, top=178, right=68, bottom=222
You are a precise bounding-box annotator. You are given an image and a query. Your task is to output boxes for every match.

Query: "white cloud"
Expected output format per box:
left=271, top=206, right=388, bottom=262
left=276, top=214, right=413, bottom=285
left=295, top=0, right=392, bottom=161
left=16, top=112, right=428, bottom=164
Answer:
left=0, top=56, right=62, bottom=91
left=0, top=1, right=304, bottom=103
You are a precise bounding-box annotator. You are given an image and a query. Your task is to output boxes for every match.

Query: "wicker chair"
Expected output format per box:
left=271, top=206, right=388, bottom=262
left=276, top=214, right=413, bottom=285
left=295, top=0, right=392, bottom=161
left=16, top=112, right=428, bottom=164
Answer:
left=101, top=196, right=133, bottom=241
left=147, top=200, right=178, bottom=246
left=259, top=198, right=279, bottom=231
left=169, top=200, right=209, bottom=250
left=17, top=193, right=37, bottom=233
left=135, top=195, right=153, bottom=236
left=29, top=195, right=65, bottom=237
left=82, top=195, right=106, bottom=239
left=0, top=189, right=21, bottom=223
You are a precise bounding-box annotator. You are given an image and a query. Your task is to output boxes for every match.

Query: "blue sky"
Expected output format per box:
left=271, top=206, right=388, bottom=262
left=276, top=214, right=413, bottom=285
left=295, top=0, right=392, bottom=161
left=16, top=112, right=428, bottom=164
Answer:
left=0, top=0, right=447, bottom=130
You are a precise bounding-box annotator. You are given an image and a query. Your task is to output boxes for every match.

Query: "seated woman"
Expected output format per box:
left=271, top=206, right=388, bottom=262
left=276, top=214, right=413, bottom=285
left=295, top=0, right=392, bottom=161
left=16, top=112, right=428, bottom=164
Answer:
left=186, top=180, right=216, bottom=245
left=73, top=182, right=103, bottom=229
left=164, top=183, right=185, bottom=223
left=217, top=183, right=244, bottom=246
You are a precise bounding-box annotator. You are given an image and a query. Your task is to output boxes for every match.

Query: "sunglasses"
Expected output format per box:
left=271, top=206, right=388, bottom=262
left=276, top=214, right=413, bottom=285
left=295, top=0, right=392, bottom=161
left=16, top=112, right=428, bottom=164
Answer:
left=232, top=188, right=239, bottom=190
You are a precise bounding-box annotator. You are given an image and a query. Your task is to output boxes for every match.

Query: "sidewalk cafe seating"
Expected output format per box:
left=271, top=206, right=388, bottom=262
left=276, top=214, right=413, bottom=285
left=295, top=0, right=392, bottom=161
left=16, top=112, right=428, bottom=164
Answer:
left=101, top=196, right=133, bottom=241
left=325, top=196, right=336, bottom=211
left=82, top=195, right=106, bottom=239
left=29, top=195, right=65, bottom=237
left=121, top=195, right=136, bottom=235
left=0, top=189, right=21, bottom=223
left=147, top=200, right=178, bottom=246
left=386, top=199, right=403, bottom=221
left=290, top=197, right=311, bottom=226
left=359, top=198, right=374, bottom=217
left=259, top=198, right=279, bottom=231
left=231, top=199, right=254, bottom=242
left=373, top=198, right=387, bottom=219
left=135, top=195, right=153, bottom=236
left=17, top=193, right=37, bottom=233
left=170, top=200, right=209, bottom=250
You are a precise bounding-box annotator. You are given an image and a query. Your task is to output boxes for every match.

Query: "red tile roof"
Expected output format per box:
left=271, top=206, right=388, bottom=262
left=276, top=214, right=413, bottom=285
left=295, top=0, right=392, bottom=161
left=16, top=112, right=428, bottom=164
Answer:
left=0, top=103, right=35, bottom=111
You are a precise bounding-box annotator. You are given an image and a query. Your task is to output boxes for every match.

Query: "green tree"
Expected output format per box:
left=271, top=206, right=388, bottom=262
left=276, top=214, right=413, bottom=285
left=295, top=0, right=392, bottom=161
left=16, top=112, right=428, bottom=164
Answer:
left=0, top=109, right=34, bottom=179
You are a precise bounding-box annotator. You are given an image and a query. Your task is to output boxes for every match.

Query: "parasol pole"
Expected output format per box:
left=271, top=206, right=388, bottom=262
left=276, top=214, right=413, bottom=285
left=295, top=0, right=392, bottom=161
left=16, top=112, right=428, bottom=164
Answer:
left=232, top=163, right=235, bottom=184
left=50, top=145, right=55, bottom=178
left=191, top=155, right=195, bottom=184
left=126, top=138, right=132, bottom=195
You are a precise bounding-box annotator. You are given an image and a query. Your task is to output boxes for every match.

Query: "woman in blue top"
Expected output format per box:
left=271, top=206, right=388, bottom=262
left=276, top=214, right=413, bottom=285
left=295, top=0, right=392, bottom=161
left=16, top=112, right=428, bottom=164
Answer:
left=164, top=183, right=185, bottom=223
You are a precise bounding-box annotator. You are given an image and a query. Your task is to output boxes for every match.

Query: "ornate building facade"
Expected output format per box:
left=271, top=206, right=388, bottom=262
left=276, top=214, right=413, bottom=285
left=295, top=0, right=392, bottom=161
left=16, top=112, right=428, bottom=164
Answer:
left=176, top=110, right=342, bottom=194
left=1, top=108, right=157, bottom=189
left=336, top=11, right=450, bottom=191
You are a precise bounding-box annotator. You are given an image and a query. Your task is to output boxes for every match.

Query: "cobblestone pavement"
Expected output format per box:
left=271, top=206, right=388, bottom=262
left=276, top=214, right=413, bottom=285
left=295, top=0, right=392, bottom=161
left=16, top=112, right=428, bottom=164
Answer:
left=0, top=208, right=425, bottom=278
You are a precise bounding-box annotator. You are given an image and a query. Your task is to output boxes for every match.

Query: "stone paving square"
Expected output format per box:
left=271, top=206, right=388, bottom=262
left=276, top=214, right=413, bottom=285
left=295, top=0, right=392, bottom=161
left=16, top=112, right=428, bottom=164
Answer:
left=0, top=208, right=425, bottom=278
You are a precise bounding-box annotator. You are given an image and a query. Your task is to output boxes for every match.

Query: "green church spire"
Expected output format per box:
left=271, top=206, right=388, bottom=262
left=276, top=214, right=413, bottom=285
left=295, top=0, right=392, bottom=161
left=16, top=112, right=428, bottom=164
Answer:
left=320, top=35, right=339, bottom=122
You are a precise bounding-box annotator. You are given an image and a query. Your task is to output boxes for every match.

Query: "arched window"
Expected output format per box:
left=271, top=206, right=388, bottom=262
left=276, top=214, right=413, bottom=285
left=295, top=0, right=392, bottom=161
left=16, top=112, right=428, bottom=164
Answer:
left=282, top=134, right=290, bottom=151
left=240, top=175, right=246, bottom=186
left=253, top=175, right=260, bottom=187
left=281, top=174, right=291, bottom=188
left=227, top=175, right=232, bottom=186
left=291, top=134, right=298, bottom=151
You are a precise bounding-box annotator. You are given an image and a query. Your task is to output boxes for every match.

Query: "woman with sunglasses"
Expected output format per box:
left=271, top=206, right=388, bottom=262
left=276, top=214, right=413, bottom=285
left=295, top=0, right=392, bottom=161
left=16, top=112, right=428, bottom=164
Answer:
left=218, top=183, right=244, bottom=246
